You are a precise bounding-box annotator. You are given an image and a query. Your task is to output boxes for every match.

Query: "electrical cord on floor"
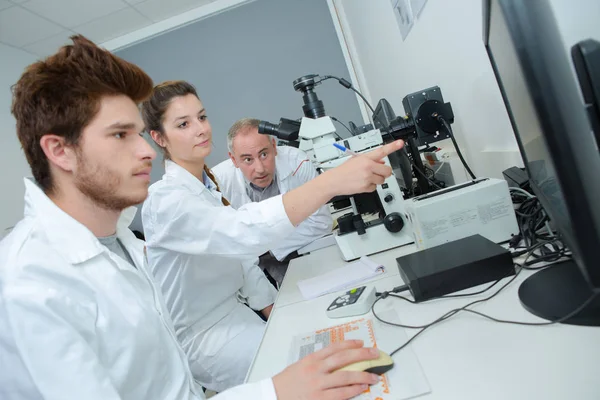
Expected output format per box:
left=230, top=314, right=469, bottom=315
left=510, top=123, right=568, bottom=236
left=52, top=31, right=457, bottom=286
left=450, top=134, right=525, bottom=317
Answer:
left=435, top=115, right=476, bottom=180
left=372, top=261, right=598, bottom=357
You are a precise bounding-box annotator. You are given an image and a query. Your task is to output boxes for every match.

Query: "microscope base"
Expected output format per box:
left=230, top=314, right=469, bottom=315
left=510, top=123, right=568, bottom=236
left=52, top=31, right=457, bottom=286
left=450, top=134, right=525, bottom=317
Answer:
left=335, top=224, right=414, bottom=261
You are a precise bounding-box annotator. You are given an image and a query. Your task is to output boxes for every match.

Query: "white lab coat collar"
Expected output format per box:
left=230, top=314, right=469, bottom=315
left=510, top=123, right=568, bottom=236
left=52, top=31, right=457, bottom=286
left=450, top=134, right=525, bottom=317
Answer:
left=274, top=150, right=295, bottom=181
left=239, top=149, right=297, bottom=191
left=164, top=160, right=210, bottom=196
left=23, top=178, right=137, bottom=265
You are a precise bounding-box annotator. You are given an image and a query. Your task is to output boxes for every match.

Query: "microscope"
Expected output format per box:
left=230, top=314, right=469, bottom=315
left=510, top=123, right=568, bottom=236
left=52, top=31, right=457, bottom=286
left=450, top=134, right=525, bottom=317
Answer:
left=258, top=74, right=456, bottom=260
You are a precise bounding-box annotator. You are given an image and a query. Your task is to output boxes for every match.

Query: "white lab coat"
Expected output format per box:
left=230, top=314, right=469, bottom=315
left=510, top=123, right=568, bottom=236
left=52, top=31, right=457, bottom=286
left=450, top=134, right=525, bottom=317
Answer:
left=142, top=160, right=294, bottom=391
left=213, top=146, right=333, bottom=260
left=0, top=178, right=277, bottom=400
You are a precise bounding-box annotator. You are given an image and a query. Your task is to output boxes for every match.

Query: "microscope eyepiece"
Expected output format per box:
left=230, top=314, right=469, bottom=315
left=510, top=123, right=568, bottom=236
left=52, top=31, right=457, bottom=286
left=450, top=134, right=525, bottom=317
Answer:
left=258, top=120, right=279, bottom=136
left=257, top=118, right=301, bottom=142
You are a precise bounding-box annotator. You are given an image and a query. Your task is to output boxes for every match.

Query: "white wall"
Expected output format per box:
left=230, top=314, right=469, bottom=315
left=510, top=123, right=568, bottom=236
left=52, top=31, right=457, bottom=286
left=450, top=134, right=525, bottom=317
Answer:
left=116, top=0, right=362, bottom=233
left=331, top=0, right=600, bottom=179
left=549, top=0, right=600, bottom=83
left=0, top=43, right=36, bottom=233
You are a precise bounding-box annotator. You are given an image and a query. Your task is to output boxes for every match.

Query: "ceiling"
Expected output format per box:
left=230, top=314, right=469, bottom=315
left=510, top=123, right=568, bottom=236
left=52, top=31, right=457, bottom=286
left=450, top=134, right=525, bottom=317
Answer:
left=0, top=0, right=218, bottom=57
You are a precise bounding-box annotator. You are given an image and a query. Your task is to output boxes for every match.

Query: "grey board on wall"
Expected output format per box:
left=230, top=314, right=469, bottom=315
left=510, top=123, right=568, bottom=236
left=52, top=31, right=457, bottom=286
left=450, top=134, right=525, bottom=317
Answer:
left=116, top=0, right=363, bottom=233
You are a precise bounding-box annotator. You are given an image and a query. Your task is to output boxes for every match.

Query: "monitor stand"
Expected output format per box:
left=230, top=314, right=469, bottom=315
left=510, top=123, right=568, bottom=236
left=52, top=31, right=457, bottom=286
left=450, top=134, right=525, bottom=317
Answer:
left=518, top=261, right=600, bottom=326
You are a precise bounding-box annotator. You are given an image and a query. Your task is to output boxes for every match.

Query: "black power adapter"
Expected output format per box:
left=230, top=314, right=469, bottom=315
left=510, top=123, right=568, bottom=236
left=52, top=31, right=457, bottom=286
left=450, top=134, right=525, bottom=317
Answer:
left=502, top=166, right=530, bottom=190
left=396, top=235, right=515, bottom=302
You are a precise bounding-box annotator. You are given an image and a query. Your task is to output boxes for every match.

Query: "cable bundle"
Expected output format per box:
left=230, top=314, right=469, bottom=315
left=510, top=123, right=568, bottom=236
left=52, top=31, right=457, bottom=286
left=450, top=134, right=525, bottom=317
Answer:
left=508, top=187, right=571, bottom=267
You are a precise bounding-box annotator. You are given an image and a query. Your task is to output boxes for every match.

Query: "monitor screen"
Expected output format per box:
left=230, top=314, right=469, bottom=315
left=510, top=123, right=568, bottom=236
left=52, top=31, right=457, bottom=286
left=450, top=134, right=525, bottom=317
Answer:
left=484, top=0, right=600, bottom=287
left=486, top=0, right=572, bottom=237
left=483, top=0, right=600, bottom=325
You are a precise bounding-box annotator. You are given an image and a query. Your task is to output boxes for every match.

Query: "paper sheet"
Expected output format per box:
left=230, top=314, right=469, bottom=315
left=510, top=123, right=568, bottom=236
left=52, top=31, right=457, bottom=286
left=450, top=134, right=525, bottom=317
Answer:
left=392, top=0, right=414, bottom=41
left=289, top=311, right=431, bottom=400
left=297, top=256, right=385, bottom=300
left=410, top=0, right=428, bottom=18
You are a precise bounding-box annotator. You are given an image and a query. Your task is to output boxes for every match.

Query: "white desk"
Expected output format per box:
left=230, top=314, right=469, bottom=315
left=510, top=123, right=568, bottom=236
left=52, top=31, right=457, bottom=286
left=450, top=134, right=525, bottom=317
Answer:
left=248, top=245, right=600, bottom=400
left=275, top=243, right=418, bottom=308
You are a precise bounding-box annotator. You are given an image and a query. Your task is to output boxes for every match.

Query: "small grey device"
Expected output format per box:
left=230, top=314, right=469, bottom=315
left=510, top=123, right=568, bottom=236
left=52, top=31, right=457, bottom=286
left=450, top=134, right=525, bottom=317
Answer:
left=326, top=286, right=377, bottom=318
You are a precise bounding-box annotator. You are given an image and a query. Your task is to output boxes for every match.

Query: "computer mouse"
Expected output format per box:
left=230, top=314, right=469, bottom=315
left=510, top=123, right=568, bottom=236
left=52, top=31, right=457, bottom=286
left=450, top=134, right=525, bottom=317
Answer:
left=337, top=349, right=394, bottom=375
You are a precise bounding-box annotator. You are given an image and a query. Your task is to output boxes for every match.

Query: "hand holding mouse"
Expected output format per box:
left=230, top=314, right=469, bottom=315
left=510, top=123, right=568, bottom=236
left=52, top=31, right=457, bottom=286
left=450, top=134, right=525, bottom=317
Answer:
left=272, top=340, right=381, bottom=400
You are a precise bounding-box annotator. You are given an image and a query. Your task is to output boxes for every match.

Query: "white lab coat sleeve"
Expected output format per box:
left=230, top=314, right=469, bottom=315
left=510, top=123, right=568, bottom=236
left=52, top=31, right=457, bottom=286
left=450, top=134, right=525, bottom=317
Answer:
left=270, top=160, right=334, bottom=261
left=238, top=257, right=277, bottom=310
left=3, top=280, right=123, bottom=400
left=213, top=378, right=277, bottom=399
left=145, top=187, right=295, bottom=259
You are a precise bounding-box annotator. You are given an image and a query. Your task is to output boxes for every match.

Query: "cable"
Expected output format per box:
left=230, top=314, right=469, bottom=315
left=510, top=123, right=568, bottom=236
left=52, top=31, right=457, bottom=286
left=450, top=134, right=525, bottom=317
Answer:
left=510, top=237, right=570, bottom=268
left=423, top=164, right=435, bottom=178
left=515, top=198, right=539, bottom=248
left=386, top=290, right=598, bottom=356
left=521, top=241, right=571, bottom=269
left=436, top=115, right=476, bottom=180
left=349, top=86, right=377, bottom=115
left=424, top=164, right=447, bottom=189
left=321, top=75, right=389, bottom=131
left=317, top=75, right=336, bottom=85
left=373, top=267, right=520, bottom=328
left=515, top=208, right=543, bottom=218
left=440, top=278, right=503, bottom=298
left=544, top=221, right=554, bottom=238
left=292, top=159, right=310, bottom=177
left=510, top=193, right=559, bottom=253
left=376, top=284, right=409, bottom=298
left=509, top=187, right=535, bottom=199
left=392, top=284, right=409, bottom=293
left=330, top=116, right=352, bottom=138
left=454, top=293, right=597, bottom=326
left=413, top=164, right=443, bottom=190
left=376, top=271, right=522, bottom=355
left=433, top=161, right=447, bottom=175
left=374, top=259, right=597, bottom=357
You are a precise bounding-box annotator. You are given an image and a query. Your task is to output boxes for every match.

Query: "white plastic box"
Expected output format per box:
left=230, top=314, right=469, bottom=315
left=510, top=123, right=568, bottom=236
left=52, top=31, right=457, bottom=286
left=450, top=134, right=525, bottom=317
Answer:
left=405, top=178, right=519, bottom=250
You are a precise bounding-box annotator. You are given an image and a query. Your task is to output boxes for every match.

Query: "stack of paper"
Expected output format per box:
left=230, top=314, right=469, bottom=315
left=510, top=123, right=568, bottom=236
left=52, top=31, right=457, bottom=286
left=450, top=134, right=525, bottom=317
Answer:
left=297, top=256, right=385, bottom=300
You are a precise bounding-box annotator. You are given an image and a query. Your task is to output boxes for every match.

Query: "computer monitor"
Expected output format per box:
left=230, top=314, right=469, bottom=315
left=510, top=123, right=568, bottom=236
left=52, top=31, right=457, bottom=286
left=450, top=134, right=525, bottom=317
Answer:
left=483, top=0, right=600, bottom=326
left=572, top=39, right=600, bottom=146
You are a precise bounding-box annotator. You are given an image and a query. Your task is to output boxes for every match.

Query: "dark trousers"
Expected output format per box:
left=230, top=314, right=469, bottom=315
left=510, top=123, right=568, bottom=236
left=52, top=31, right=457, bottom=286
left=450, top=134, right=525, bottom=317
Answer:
left=258, top=251, right=301, bottom=287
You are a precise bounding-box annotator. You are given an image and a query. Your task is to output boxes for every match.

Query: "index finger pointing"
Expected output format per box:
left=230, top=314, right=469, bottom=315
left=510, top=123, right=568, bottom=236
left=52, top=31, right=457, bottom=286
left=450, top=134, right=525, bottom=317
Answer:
left=364, top=140, right=405, bottom=161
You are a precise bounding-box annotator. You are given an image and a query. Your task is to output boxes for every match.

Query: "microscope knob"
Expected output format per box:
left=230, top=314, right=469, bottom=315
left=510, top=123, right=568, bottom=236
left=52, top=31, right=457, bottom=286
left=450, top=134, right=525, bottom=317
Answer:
left=384, top=194, right=394, bottom=203
left=383, top=212, right=404, bottom=233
